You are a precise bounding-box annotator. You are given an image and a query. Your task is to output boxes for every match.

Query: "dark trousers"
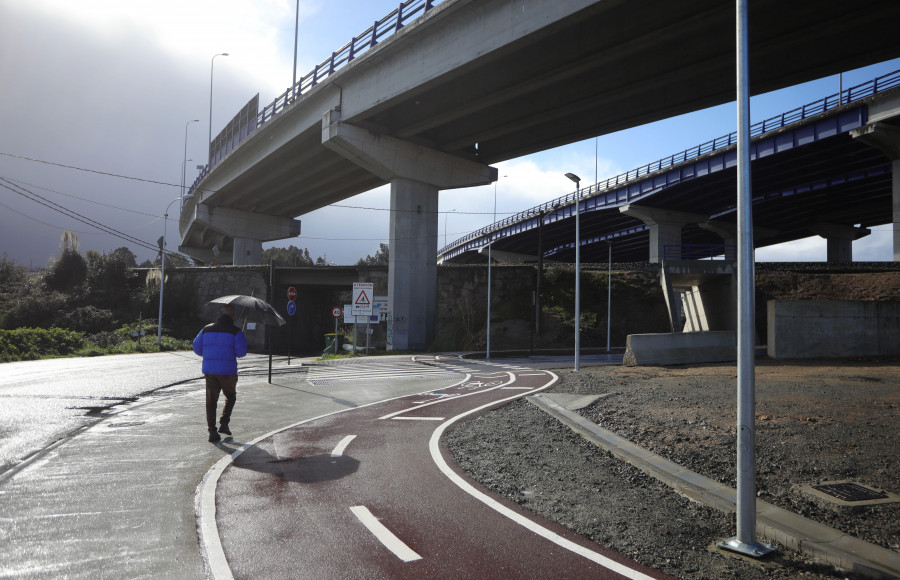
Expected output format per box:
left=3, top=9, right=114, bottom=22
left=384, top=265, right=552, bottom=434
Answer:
left=205, top=374, right=238, bottom=430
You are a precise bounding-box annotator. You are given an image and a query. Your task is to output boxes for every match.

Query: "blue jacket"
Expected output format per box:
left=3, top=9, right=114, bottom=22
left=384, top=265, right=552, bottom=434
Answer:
left=193, top=314, right=248, bottom=375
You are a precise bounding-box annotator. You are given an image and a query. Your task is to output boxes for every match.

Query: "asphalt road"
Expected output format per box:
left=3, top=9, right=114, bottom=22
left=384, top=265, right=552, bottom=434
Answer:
left=0, top=351, right=633, bottom=579
left=213, top=366, right=666, bottom=579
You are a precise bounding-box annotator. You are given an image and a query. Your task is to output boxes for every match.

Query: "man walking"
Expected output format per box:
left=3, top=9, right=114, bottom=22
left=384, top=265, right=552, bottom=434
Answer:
left=193, top=305, right=248, bottom=442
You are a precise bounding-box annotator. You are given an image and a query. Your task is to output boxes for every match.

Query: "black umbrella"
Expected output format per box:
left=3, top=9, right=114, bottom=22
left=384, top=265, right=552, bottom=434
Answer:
left=207, top=295, right=287, bottom=326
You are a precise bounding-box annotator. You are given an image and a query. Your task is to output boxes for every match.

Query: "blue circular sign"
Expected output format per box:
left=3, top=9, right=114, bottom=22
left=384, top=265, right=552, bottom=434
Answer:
left=286, top=301, right=297, bottom=316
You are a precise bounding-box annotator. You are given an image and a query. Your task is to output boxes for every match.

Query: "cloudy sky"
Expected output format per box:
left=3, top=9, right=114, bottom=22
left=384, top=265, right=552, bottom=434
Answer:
left=1, top=0, right=897, bottom=269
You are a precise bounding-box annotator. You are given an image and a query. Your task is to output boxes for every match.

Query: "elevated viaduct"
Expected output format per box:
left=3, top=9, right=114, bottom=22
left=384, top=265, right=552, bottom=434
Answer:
left=179, top=0, right=900, bottom=349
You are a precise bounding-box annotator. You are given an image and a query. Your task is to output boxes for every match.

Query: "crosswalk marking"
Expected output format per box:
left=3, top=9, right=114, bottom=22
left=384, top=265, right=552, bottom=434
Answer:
left=306, top=359, right=466, bottom=386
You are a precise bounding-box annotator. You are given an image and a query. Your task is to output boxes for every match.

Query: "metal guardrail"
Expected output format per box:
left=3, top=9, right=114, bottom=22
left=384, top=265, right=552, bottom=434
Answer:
left=438, top=68, right=900, bottom=255
left=189, top=0, right=444, bottom=195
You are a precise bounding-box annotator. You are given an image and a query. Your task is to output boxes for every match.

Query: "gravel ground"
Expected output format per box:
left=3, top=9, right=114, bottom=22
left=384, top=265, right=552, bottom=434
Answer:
left=444, top=359, right=900, bottom=579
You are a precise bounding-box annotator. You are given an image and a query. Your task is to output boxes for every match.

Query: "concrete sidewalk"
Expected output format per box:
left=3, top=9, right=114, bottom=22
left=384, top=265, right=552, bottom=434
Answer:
left=0, top=359, right=439, bottom=579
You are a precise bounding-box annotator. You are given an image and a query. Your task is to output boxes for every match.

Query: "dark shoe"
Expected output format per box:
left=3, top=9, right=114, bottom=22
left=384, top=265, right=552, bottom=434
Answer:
left=208, top=429, right=221, bottom=443
left=218, top=423, right=231, bottom=435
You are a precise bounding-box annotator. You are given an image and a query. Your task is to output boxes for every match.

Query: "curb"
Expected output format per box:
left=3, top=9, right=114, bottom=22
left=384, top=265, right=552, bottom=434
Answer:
left=528, top=393, right=900, bottom=579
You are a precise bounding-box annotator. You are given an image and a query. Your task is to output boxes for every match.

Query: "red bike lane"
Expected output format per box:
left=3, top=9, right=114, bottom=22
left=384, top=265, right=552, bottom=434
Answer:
left=212, top=370, right=671, bottom=579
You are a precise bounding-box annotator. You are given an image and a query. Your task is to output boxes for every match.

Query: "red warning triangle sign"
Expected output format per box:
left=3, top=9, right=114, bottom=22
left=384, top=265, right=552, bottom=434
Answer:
left=355, top=291, right=371, bottom=306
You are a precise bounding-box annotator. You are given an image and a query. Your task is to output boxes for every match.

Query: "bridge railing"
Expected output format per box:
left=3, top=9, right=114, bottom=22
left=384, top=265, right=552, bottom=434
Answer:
left=189, top=0, right=444, bottom=196
left=438, top=68, right=900, bottom=256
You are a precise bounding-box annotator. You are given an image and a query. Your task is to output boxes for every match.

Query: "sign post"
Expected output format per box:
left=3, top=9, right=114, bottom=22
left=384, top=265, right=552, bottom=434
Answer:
left=286, top=286, right=297, bottom=365
left=352, top=283, right=373, bottom=355
left=331, top=306, right=342, bottom=354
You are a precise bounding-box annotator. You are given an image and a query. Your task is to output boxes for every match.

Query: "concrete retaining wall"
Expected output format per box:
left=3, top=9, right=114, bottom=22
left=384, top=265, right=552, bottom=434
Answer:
left=767, top=299, right=900, bottom=358
left=623, top=331, right=736, bottom=366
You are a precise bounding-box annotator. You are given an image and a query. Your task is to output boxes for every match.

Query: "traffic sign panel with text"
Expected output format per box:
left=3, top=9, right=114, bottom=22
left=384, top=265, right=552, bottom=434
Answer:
left=352, top=282, right=373, bottom=316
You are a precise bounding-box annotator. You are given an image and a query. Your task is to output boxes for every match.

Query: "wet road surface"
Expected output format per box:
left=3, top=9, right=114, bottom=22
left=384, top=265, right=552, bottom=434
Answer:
left=212, top=367, right=667, bottom=579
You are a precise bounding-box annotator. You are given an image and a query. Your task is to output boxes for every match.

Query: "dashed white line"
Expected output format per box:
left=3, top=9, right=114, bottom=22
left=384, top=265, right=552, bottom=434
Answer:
left=331, top=435, right=356, bottom=457
left=391, top=416, right=445, bottom=421
left=350, top=505, right=422, bottom=563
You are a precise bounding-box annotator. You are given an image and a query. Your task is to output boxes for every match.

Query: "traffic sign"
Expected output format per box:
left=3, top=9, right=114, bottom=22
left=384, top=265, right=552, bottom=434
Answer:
left=331, top=306, right=343, bottom=318
left=352, top=282, right=374, bottom=316
left=287, top=301, right=297, bottom=316
left=287, top=286, right=297, bottom=301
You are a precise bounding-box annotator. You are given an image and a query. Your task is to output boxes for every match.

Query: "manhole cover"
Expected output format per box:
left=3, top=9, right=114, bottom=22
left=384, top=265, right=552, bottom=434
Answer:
left=812, top=482, right=888, bottom=502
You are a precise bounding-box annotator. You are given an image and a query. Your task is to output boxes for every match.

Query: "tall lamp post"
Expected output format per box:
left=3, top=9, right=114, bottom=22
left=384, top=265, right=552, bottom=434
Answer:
left=565, top=173, right=581, bottom=370
left=182, top=119, right=199, bottom=206
left=444, top=208, right=455, bottom=248
left=208, top=53, right=229, bottom=166
left=157, top=195, right=193, bottom=345
left=486, top=183, right=498, bottom=359
left=293, top=0, right=300, bottom=88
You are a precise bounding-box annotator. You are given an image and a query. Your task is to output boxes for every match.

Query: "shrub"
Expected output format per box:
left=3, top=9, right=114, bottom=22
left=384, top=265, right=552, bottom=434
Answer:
left=0, top=286, right=68, bottom=330
left=59, top=306, right=116, bottom=334
left=85, top=251, right=140, bottom=310
left=0, top=328, right=85, bottom=361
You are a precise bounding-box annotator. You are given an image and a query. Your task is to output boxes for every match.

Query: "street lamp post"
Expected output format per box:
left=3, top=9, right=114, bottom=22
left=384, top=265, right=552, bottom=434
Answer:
left=607, top=242, right=612, bottom=352
left=157, top=195, right=193, bottom=345
left=293, top=0, right=300, bottom=88
left=486, top=184, right=497, bottom=359
left=208, top=53, right=229, bottom=166
left=565, top=172, right=581, bottom=370
left=182, top=119, right=199, bottom=206
left=444, top=209, right=455, bottom=248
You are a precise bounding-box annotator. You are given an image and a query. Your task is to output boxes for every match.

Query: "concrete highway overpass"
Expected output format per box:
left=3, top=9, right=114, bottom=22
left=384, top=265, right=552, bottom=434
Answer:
left=439, top=73, right=900, bottom=265
left=179, top=0, right=900, bottom=348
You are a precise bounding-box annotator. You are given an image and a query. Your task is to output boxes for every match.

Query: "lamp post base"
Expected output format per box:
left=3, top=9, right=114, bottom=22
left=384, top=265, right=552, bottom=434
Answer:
left=717, top=537, right=776, bottom=558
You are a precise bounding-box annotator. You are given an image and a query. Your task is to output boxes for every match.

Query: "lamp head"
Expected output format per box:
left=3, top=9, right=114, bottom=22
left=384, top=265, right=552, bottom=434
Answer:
left=565, top=172, right=581, bottom=184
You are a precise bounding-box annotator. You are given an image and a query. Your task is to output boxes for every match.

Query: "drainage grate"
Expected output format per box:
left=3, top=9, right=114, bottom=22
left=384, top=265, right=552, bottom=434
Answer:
left=812, top=482, right=888, bottom=502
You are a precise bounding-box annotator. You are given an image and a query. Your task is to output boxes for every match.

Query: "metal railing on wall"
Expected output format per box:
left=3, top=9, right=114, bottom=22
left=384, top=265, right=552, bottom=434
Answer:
left=438, top=68, right=900, bottom=256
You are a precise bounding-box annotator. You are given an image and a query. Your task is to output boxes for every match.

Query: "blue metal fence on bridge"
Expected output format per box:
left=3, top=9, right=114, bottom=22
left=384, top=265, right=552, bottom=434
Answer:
left=438, top=68, right=900, bottom=258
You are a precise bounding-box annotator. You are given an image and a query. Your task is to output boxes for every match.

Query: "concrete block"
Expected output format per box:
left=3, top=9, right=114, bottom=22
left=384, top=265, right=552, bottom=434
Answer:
left=767, top=300, right=900, bottom=358
left=623, top=331, right=736, bottom=366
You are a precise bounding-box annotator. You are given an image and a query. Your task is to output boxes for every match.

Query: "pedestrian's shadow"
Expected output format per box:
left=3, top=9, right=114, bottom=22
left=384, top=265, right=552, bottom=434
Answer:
left=216, top=439, right=359, bottom=483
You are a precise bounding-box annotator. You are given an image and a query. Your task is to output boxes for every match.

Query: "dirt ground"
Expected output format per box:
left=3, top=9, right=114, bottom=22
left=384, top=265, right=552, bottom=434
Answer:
left=445, top=359, right=900, bottom=579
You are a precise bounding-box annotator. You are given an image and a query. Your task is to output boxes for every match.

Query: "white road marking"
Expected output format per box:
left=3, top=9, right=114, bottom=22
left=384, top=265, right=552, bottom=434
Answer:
left=391, top=416, right=445, bottom=421
left=378, top=373, right=515, bottom=420
left=500, top=386, right=534, bottom=390
left=350, top=505, right=423, bottom=562
left=197, top=374, right=471, bottom=580
left=331, top=435, right=356, bottom=457
left=428, top=371, right=658, bottom=580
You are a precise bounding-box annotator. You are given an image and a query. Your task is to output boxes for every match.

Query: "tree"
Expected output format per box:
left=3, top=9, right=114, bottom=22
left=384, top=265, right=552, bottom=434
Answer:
left=85, top=250, right=140, bottom=310
left=261, top=245, right=316, bottom=266
left=110, top=247, right=137, bottom=267
left=44, top=248, right=87, bottom=292
left=357, top=243, right=389, bottom=266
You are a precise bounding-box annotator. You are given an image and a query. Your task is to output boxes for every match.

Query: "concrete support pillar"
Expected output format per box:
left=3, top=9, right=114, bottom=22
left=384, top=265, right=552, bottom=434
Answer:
left=851, top=122, right=900, bottom=262
left=389, top=180, right=439, bottom=350
left=233, top=238, right=263, bottom=266
left=894, top=158, right=900, bottom=262
left=322, top=109, right=496, bottom=350
left=620, top=205, right=707, bottom=263
left=184, top=204, right=300, bottom=265
left=810, top=222, right=870, bottom=263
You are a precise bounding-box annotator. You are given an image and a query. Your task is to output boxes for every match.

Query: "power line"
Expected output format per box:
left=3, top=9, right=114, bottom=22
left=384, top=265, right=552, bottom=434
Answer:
left=1, top=152, right=508, bottom=216
left=2, top=176, right=163, bottom=218
left=0, top=178, right=174, bottom=256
